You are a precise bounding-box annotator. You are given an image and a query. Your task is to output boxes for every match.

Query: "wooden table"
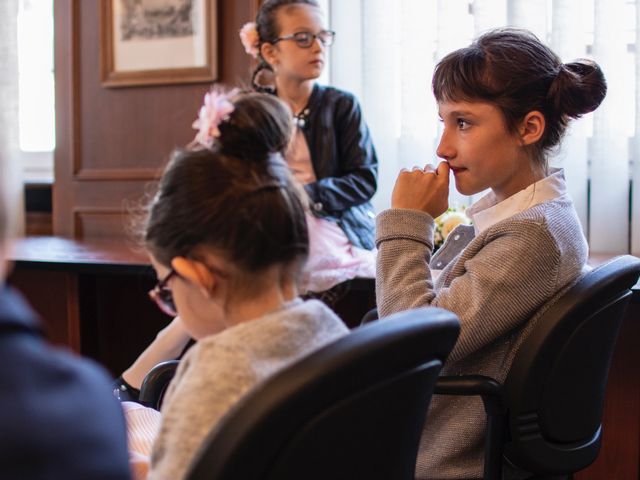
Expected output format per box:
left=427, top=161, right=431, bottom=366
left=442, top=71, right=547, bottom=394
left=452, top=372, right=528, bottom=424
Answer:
left=10, top=236, right=150, bottom=274
left=7, top=236, right=172, bottom=375
left=7, top=236, right=376, bottom=373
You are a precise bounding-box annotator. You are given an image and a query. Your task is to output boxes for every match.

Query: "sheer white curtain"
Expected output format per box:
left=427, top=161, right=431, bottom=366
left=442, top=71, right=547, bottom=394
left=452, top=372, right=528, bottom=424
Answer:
left=14, top=0, right=55, bottom=182
left=1, top=0, right=52, bottom=193
left=330, top=0, right=640, bottom=255
left=0, top=0, right=23, bottom=239
left=0, top=0, right=19, bottom=164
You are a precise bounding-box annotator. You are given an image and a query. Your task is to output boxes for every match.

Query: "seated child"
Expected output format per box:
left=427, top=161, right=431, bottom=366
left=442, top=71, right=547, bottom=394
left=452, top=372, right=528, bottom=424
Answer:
left=122, top=89, right=349, bottom=479
left=115, top=48, right=378, bottom=396
left=376, top=28, right=607, bottom=479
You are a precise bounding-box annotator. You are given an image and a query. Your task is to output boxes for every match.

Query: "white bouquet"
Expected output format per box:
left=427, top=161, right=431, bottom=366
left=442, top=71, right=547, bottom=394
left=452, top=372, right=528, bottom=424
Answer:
left=434, top=205, right=471, bottom=250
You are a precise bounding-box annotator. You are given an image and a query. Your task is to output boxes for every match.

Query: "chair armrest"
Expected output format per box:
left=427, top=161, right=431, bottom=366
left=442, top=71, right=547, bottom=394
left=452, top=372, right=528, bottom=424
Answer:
left=360, top=307, right=379, bottom=325
left=435, top=375, right=505, bottom=415
left=139, top=360, right=180, bottom=409
left=434, top=375, right=506, bottom=480
left=435, top=375, right=503, bottom=405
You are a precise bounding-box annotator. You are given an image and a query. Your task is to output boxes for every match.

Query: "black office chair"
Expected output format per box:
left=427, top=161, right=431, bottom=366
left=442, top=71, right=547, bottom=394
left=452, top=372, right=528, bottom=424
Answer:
left=436, top=255, right=640, bottom=479
left=360, top=255, right=640, bottom=479
left=139, top=360, right=180, bottom=409
left=139, top=307, right=460, bottom=480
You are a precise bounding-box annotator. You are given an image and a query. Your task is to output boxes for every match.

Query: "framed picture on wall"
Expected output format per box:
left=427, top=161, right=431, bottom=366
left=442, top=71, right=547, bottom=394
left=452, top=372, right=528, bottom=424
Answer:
left=100, top=0, right=218, bottom=88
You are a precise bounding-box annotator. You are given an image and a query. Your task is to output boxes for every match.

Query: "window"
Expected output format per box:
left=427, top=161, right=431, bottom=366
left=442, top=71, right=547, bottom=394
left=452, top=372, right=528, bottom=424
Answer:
left=17, top=0, right=55, bottom=183
left=329, top=0, right=639, bottom=255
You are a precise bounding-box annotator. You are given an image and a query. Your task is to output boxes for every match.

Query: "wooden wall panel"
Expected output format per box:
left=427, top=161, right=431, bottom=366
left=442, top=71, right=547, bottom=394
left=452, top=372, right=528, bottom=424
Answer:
left=9, top=269, right=81, bottom=351
left=73, top=209, right=135, bottom=239
left=53, top=0, right=260, bottom=238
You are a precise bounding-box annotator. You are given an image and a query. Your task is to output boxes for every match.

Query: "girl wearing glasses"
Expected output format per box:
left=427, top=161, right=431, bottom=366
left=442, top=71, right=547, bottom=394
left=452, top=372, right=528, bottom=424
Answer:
left=113, top=0, right=377, bottom=404
left=124, top=89, right=348, bottom=479
left=241, top=0, right=379, bottom=296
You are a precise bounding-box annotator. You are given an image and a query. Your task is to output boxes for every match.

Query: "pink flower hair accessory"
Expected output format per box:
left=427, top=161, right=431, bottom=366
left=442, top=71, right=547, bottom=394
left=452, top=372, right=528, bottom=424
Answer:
left=191, top=87, right=239, bottom=148
left=239, top=22, right=260, bottom=58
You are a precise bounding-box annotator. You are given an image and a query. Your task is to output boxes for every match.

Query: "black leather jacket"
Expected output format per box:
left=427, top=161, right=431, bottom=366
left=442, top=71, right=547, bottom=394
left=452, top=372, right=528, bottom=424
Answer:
left=299, top=84, right=379, bottom=250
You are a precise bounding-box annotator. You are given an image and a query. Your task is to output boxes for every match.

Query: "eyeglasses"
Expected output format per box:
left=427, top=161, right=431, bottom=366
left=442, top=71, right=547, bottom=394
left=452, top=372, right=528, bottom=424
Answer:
left=273, top=30, right=335, bottom=48
left=148, top=269, right=179, bottom=317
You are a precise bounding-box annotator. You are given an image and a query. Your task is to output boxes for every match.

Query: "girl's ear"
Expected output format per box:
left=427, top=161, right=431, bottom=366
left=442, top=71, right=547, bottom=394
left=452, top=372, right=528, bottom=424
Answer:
left=260, top=43, right=278, bottom=67
left=171, top=257, right=216, bottom=298
left=519, top=111, right=546, bottom=146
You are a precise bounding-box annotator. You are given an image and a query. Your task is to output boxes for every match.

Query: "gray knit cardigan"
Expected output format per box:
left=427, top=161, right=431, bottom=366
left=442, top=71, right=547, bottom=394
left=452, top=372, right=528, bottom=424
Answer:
left=147, top=299, right=348, bottom=480
left=376, top=195, right=588, bottom=479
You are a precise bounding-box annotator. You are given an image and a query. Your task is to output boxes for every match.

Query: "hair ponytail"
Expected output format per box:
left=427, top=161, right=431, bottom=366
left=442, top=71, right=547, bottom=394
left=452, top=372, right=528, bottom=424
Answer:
left=251, top=61, right=276, bottom=94
left=145, top=91, right=306, bottom=275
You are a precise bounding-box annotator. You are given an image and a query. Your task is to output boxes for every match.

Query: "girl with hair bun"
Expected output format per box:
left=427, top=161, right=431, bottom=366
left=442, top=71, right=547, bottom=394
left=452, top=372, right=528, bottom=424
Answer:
left=122, top=89, right=348, bottom=479
left=376, top=28, right=606, bottom=479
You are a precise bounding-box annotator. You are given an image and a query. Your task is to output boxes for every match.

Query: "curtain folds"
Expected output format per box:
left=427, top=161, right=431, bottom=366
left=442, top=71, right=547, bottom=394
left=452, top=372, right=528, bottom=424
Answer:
left=331, top=0, right=639, bottom=255
left=0, top=0, right=22, bottom=240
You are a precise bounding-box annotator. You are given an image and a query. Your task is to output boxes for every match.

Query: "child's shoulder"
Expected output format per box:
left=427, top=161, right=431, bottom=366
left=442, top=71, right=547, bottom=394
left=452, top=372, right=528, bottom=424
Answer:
left=313, top=84, right=359, bottom=109
left=317, top=84, right=354, bottom=99
left=477, top=197, right=586, bottom=259
left=179, top=299, right=348, bottom=386
left=511, top=195, right=580, bottom=231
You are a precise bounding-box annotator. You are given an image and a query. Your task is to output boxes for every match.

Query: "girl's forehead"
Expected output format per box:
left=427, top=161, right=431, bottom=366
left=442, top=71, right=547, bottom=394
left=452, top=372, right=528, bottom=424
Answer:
left=277, top=4, right=326, bottom=31
left=438, top=99, right=498, bottom=117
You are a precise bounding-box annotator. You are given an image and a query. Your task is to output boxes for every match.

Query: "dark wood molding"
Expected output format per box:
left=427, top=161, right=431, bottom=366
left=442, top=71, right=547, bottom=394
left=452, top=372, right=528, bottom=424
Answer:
left=53, top=0, right=77, bottom=235
left=25, top=212, right=53, bottom=236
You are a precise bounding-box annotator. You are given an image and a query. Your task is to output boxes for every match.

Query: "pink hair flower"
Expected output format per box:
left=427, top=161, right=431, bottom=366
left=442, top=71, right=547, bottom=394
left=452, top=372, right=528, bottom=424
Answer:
left=191, top=88, right=238, bottom=148
left=239, top=22, right=260, bottom=58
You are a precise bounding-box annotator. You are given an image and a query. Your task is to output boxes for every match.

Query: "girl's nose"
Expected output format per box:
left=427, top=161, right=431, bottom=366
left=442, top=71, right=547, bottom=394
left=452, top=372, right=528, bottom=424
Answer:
left=436, top=129, right=455, bottom=161
left=311, top=36, right=325, bottom=52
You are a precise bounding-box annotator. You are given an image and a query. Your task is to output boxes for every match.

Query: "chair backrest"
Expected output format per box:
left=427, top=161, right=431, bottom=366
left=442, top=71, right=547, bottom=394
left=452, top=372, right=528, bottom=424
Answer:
left=503, top=255, right=640, bottom=474
left=185, top=307, right=460, bottom=480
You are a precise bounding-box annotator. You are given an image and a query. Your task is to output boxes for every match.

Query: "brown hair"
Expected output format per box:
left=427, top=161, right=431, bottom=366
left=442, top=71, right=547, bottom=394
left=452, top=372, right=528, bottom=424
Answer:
left=251, top=0, right=320, bottom=92
left=144, top=91, right=307, bottom=277
left=432, top=27, right=607, bottom=165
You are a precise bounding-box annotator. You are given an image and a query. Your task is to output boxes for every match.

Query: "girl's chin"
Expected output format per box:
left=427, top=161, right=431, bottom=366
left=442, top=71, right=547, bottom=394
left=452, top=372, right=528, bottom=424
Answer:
left=293, top=73, right=321, bottom=83
left=304, top=65, right=324, bottom=78
left=453, top=180, right=483, bottom=197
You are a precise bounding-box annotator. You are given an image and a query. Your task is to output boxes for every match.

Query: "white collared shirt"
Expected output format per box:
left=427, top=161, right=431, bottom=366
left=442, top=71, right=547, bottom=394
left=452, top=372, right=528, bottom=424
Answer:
left=466, top=168, right=569, bottom=235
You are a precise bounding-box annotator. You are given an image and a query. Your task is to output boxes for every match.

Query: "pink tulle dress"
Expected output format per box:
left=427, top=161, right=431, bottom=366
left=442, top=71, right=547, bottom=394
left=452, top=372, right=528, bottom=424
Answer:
left=287, top=128, right=376, bottom=293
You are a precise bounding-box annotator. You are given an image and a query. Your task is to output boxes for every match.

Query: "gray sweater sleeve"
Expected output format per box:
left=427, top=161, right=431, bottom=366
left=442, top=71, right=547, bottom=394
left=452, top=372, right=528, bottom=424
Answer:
left=376, top=208, right=562, bottom=363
